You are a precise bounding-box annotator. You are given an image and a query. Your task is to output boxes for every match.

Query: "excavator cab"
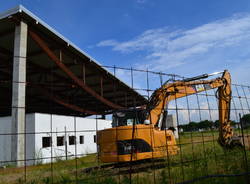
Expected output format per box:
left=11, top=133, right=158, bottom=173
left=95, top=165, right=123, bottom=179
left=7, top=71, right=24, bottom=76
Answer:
left=112, top=109, right=147, bottom=127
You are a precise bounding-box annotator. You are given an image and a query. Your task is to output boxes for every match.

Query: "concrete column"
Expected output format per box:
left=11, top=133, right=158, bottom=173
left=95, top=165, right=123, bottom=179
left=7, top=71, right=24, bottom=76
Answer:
left=11, top=21, right=28, bottom=167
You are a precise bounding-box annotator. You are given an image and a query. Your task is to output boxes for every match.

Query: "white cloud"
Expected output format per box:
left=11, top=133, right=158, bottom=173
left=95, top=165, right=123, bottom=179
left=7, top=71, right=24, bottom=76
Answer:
left=105, top=27, right=179, bottom=53
left=96, top=13, right=250, bottom=73
left=230, top=59, right=250, bottom=84
left=97, top=39, right=118, bottom=47
left=96, top=13, right=250, bottom=120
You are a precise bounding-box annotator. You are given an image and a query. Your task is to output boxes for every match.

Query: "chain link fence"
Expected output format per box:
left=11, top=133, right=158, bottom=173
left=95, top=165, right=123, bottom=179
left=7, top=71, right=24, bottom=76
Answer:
left=0, top=66, right=250, bottom=184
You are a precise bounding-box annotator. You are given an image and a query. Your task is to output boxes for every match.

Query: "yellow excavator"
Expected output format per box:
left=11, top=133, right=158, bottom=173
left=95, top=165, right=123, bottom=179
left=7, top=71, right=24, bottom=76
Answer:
left=97, top=70, right=243, bottom=163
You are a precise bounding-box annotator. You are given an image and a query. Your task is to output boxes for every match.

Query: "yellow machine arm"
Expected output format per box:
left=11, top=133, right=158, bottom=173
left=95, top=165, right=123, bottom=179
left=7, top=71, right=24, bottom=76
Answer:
left=147, top=70, right=242, bottom=147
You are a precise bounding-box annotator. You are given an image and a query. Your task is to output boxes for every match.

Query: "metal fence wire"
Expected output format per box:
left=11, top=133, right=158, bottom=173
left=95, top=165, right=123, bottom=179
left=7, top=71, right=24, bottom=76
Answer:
left=0, top=66, right=250, bottom=184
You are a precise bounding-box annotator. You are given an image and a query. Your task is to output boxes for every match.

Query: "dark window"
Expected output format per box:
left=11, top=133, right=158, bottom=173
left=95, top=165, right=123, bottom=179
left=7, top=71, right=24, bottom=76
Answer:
left=69, top=136, right=76, bottom=145
left=57, top=136, right=64, bottom=146
left=79, top=136, right=84, bottom=144
left=94, top=135, right=96, bottom=143
left=112, top=109, right=147, bottom=127
left=42, top=137, right=51, bottom=148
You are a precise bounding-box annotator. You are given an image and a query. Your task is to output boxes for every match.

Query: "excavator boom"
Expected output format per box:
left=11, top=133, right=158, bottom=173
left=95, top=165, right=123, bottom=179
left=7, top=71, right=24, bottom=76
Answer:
left=147, top=70, right=242, bottom=147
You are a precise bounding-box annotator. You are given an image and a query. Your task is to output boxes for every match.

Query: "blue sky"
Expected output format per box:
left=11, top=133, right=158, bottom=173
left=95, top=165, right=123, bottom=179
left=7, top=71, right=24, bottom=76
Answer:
left=1, top=0, right=250, bottom=122
left=1, top=0, right=250, bottom=86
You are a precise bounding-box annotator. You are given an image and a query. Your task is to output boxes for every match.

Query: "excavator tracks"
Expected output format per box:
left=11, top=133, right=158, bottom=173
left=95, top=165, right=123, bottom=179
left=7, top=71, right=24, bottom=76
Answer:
left=82, top=158, right=168, bottom=175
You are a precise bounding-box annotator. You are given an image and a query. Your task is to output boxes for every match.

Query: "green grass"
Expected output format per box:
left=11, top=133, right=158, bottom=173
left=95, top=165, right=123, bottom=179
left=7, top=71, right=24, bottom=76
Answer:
left=1, top=130, right=250, bottom=184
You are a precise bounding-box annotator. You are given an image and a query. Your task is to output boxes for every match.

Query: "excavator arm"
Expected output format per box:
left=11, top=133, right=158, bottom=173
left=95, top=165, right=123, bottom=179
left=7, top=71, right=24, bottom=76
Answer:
left=146, top=70, right=242, bottom=148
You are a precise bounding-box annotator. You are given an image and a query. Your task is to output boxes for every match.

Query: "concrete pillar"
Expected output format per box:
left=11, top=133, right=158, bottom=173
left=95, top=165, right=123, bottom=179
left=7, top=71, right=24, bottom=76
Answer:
left=11, top=21, right=28, bottom=167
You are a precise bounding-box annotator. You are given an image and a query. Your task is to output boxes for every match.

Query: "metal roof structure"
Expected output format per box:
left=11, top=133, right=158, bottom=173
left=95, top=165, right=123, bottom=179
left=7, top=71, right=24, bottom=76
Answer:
left=0, top=5, right=147, bottom=117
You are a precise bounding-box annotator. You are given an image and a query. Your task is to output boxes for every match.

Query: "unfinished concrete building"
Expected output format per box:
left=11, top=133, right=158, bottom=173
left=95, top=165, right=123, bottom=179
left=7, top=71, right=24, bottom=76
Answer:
left=0, top=5, right=147, bottom=166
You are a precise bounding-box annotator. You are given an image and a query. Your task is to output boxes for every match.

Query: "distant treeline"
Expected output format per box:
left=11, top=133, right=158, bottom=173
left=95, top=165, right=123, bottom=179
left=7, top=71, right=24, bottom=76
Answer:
left=178, top=120, right=224, bottom=132
left=178, top=114, right=250, bottom=132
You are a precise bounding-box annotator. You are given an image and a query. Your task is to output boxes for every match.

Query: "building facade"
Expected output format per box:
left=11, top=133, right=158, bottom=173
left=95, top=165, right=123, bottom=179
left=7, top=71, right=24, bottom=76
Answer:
left=0, top=113, right=111, bottom=166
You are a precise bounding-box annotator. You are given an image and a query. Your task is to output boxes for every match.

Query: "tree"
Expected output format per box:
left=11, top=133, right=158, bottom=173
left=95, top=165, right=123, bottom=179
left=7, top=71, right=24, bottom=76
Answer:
left=178, top=122, right=198, bottom=132
left=198, top=120, right=213, bottom=130
left=189, top=122, right=198, bottom=131
left=241, top=114, right=250, bottom=128
left=214, top=120, right=219, bottom=129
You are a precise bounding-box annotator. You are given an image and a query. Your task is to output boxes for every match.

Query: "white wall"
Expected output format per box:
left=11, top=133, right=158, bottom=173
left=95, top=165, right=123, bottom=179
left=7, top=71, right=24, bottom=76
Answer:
left=0, top=113, right=111, bottom=166
left=34, top=113, right=112, bottom=165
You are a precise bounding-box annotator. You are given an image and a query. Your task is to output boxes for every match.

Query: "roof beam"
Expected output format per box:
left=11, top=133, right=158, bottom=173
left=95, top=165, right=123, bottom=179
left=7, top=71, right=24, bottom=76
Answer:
left=27, top=61, right=103, bottom=81
left=28, top=29, right=123, bottom=110
left=30, top=84, right=99, bottom=115
left=27, top=59, right=73, bottom=83
left=27, top=46, right=58, bottom=57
